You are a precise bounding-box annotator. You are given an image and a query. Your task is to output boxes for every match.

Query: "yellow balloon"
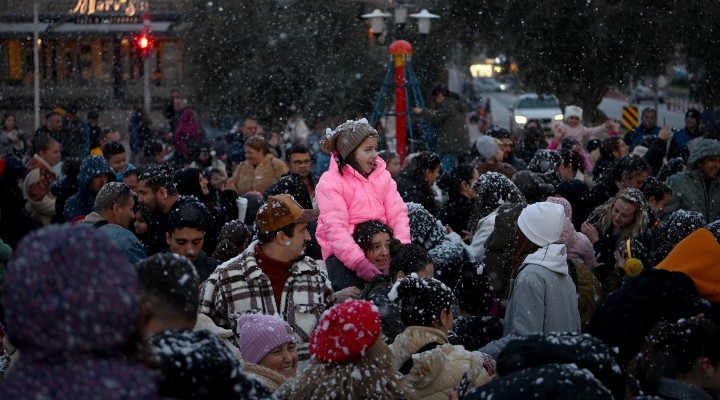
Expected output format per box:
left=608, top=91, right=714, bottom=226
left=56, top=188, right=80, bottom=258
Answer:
left=625, top=258, right=643, bottom=276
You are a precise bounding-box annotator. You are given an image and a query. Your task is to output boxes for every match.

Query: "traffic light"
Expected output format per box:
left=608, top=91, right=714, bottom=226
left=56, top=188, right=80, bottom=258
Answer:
left=134, top=33, right=154, bottom=59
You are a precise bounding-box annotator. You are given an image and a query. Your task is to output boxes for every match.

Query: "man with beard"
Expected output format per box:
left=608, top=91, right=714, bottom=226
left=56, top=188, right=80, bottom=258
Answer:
left=82, top=181, right=146, bottom=263
left=136, top=164, right=191, bottom=255
left=199, top=194, right=336, bottom=364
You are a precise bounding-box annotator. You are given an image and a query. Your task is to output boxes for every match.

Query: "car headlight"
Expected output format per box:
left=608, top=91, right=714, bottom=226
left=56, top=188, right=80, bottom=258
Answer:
left=553, top=114, right=564, bottom=121
left=514, top=115, right=528, bottom=125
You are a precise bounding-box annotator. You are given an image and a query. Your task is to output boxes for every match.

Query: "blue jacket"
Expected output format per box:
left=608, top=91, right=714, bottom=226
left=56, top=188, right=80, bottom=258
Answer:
left=624, top=125, right=660, bottom=147
left=64, top=155, right=115, bottom=222
left=83, top=213, right=146, bottom=263
left=668, top=127, right=702, bottom=160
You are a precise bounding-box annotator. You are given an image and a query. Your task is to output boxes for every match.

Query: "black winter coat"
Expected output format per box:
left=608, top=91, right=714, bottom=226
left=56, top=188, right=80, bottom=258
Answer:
left=449, top=315, right=503, bottom=351
left=395, top=176, right=439, bottom=216
left=587, top=269, right=720, bottom=367
left=438, top=196, right=475, bottom=234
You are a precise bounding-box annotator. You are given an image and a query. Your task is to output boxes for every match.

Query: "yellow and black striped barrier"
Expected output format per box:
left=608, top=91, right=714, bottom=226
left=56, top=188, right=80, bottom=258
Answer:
left=622, top=105, right=638, bottom=130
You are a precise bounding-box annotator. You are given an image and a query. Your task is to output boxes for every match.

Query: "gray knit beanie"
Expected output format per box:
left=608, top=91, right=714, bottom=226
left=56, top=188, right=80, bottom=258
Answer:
left=475, top=135, right=501, bottom=161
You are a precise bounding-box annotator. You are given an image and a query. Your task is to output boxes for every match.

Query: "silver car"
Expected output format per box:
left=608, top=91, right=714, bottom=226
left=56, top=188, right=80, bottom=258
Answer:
left=509, top=93, right=564, bottom=133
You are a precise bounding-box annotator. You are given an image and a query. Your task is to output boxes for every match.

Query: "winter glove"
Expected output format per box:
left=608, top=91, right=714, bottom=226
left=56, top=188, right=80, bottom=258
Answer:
left=355, top=259, right=381, bottom=282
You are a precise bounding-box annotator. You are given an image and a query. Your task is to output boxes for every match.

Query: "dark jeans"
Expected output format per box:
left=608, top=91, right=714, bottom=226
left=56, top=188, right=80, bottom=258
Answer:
left=326, top=255, right=364, bottom=292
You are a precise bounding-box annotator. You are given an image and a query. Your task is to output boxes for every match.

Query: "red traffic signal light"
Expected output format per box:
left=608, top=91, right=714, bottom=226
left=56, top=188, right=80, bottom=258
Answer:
left=139, top=35, right=150, bottom=49
left=134, top=34, right=154, bottom=58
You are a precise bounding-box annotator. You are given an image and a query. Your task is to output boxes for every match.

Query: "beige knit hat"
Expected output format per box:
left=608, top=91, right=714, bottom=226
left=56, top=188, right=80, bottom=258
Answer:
left=321, top=118, right=379, bottom=159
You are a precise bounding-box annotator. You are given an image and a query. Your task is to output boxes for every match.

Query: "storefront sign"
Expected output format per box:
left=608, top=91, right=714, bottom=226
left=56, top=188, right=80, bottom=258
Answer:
left=70, top=0, right=148, bottom=17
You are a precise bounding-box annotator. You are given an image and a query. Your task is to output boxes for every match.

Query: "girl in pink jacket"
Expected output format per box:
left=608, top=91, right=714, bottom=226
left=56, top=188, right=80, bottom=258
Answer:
left=315, top=119, right=411, bottom=290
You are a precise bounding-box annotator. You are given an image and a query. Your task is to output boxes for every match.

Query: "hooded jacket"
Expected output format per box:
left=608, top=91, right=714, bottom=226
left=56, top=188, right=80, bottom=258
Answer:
left=503, top=244, right=580, bottom=337
left=480, top=244, right=580, bottom=357
left=0, top=225, right=159, bottom=399
left=64, top=155, right=115, bottom=222
left=407, top=202, right=470, bottom=287
left=665, top=139, right=720, bottom=222
left=586, top=268, right=717, bottom=367
left=656, top=228, right=720, bottom=302
left=390, top=326, right=490, bottom=400
left=316, top=156, right=410, bottom=270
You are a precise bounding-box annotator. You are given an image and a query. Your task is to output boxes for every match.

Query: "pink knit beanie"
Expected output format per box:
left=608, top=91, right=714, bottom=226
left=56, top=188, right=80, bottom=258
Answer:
left=237, top=314, right=295, bottom=364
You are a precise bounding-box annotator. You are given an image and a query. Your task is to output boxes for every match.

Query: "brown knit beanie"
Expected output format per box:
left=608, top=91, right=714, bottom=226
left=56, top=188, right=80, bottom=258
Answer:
left=321, top=118, right=379, bottom=159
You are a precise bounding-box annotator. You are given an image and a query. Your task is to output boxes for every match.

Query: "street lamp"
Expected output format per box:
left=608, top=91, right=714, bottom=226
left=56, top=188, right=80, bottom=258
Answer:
left=361, top=5, right=439, bottom=39
left=361, top=9, right=391, bottom=37
left=410, top=9, right=440, bottom=35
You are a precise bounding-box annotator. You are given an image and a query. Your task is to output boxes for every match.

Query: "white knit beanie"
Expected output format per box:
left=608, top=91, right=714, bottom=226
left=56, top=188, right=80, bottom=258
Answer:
left=564, top=105, right=583, bottom=121
left=518, top=202, right=565, bottom=247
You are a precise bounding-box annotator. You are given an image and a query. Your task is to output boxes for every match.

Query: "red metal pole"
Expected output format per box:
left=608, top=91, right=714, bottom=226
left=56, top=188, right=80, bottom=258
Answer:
left=389, top=40, right=413, bottom=163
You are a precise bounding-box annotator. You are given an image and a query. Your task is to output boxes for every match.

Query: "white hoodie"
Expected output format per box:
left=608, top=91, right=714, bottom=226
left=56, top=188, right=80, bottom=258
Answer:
left=479, top=244, right=582, bottom=357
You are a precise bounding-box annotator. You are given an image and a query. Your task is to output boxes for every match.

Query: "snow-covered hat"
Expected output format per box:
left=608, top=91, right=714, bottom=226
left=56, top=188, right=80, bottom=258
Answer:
left=565, top=105, right=583, bottom=120
left=309, top=300, right=381, bottom=363
left=518, top=201, right=565, bottom=247
left=237, top=314, right=295, bottom=364
left=321, top=118, right=379, bottom=159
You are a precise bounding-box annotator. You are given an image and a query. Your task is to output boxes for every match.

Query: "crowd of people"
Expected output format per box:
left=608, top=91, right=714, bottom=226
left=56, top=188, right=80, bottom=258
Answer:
left=1, top=93, right=720, bottom=400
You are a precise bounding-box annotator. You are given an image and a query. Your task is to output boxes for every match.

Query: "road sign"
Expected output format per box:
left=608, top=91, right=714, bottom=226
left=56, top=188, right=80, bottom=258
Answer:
left=622, top=105, right=638, bottom=130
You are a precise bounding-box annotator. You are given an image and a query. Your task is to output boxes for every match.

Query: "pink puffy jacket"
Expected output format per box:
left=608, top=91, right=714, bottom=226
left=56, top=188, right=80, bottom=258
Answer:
left=315, top=156, right=411, bottom=270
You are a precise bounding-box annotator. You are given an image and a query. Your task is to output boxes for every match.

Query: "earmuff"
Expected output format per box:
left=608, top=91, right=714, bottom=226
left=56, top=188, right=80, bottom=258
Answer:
left=624, top=239, right=643, bottom=276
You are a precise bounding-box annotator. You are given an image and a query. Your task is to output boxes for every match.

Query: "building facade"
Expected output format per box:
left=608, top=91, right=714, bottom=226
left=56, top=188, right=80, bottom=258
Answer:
left=0, top=0, right=186, bottom=110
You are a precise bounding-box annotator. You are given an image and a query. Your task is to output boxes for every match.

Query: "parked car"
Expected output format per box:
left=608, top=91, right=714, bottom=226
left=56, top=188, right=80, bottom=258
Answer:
left=473, top=77, right=505, bottom=93
left=632, top=84, right=664, bottom=103
left=509, top=93, right=564, bottom=133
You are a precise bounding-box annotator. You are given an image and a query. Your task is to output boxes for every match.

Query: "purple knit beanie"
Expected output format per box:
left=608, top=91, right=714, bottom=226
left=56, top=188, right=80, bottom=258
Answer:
left=237, top=314, right=295, bottom=364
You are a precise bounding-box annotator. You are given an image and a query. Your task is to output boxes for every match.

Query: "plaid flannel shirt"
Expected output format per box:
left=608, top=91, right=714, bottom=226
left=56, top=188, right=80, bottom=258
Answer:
left=199, top=241, right=336, bottom=360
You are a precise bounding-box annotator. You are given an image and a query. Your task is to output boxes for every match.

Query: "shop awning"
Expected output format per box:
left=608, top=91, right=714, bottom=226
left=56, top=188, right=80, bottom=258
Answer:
left=51, top=21, right=171, bottom=34
left=0, top=22, right=50, bottom=33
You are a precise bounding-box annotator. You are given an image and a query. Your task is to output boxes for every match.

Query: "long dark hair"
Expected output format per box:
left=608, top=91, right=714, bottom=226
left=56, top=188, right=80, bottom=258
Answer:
left=630, top=317, right=720, bottom=394
left=399, top=151, right=441, bottom=185
left=437, top=163, right=475, bottom=200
